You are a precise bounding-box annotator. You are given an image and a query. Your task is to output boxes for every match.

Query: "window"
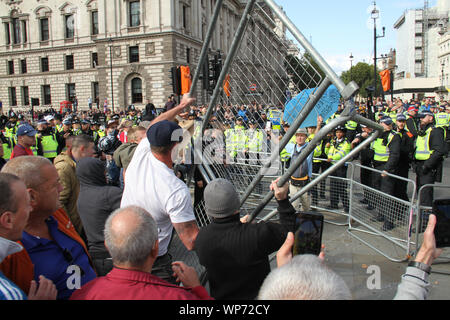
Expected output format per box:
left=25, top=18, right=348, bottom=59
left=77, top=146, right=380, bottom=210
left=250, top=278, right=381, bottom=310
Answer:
left=182, top=5, right=189, bottom=30
left=20, top=59, right=27, bottom=74
left=8, top=60, right=14, bottom=75
left=129, top=1, right=140, bottom=27
left=9, top=87, right=17, bottom=106
left=42, top=85, right=51, bottom=105
left=131, top=78, right=143, bottom=103
left=40, top=18, right=49, bottom=41
left=66, top=55, right=74, bottom=70
left=91, top=11, right=98, bottom=35
left=92, top=82, right=99, bottom=104
left=92, top=52, right=98, bottom=68
left=65, top=14, right=74, bottom=39
left=4, top=22, right=11, bottom=44
left=21, top=20, right=27, bottom=43
left=129, top=46, right=139, bottom=63
left=12, top=18, right=20, bottom=44
left=21, top=86, right=29, bottom=106
left=66, top=83, right=76, bottom=103
left=41, top=57, right=49, bottom=72
left=186, top=47, right=190, bottom=64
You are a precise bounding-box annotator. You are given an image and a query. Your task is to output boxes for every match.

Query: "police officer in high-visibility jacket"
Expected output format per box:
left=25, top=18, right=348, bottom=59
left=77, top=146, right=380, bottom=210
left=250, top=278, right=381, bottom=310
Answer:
left=246, top=119, right=264, bottom=165
left=414, top=111, right=446, bottom=209
left=231, top=117, right=247, bottom=163
left=36, top=119, right=59, bottom=163
left=1, top=130, right=14, bottom=161
left=370, top=116, right=401, bottom=231
left=327, top=126, right=351, bottom=213
left=435, top=106, right=449, bottom=141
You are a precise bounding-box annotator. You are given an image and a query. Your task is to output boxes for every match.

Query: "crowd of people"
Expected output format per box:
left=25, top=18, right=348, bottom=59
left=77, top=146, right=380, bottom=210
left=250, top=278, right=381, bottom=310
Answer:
left=0, top=93, right=447, bottom=301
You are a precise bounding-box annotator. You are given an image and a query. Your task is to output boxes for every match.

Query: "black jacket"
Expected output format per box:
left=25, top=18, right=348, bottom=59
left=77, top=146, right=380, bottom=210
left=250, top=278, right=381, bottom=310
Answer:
left=194, top=199, right=296, bottom=300
left=76, top=157, right=123, bottom=257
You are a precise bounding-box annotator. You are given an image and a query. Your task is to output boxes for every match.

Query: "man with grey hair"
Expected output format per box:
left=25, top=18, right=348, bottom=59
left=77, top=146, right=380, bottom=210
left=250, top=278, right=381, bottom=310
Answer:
left=70, top=206, right=212, bottom=300
left=258, top=254, right=352, bottom=300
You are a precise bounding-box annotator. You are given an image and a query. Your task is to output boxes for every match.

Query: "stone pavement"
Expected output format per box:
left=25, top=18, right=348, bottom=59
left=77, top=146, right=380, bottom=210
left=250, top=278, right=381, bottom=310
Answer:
left=175, top=157, right=450, bottom=300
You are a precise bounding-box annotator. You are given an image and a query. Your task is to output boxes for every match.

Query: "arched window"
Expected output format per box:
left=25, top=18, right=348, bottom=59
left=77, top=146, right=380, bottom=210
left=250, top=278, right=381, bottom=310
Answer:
left=131, top=77, right=142, bottom=103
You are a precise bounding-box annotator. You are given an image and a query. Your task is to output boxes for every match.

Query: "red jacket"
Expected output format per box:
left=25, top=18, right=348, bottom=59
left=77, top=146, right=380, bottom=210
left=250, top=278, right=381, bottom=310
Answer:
left=70, top=267, right=213, bottom=300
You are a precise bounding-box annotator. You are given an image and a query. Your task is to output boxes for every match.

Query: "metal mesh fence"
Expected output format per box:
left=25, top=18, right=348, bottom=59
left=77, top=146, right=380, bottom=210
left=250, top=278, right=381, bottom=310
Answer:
left=347, top=164, right=417, bottom=262
left=195, top=1, right=325, bottom=219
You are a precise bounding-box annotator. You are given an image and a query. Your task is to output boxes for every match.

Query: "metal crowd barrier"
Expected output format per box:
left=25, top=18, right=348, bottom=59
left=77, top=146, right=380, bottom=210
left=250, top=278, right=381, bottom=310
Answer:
left=346, top=164, right=417, bottom=262
left=310, top=159, right=354, bottom=226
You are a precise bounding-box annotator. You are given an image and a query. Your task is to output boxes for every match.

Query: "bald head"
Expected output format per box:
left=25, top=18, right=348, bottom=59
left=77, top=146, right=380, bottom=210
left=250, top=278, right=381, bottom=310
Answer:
left=104, top=206, right=158, bottom=267
left=1, top=156, right=53, bottom=189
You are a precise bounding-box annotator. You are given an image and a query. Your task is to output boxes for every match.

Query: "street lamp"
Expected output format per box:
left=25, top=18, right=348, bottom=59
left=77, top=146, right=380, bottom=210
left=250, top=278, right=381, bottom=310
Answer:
left=372, top=1, right=385, bottom=100
left=441, top=61, right=445, bottom=100
left=109, top=38, right=115, bottom=113
left=349, top=53, right=354, bottom=81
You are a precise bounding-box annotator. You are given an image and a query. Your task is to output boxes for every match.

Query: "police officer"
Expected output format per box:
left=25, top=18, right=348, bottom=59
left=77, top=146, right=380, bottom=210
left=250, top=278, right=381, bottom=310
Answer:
left=232, top=117, right=247, bottom=163
left=394, top=114, right=415, bottom=202
left=72, top=119, right=82, bottom=136
left=327, top=126, right=351, bottom=212
left=406, top=106, right=419, bottom=137
left=36, top=119, right=59, bottom=162
left=0, top=130, right=14, bottom=161
left=81, top=119, right=94, bottom=138
left=370, top=116, right=401, bottom=231
left=56, top=118, right=74, bottom=154
left=246, top=119, right=264, bottom=166
left=351, top=124, right=374, bottom=208
left=414, top=111, right=446, bottom=210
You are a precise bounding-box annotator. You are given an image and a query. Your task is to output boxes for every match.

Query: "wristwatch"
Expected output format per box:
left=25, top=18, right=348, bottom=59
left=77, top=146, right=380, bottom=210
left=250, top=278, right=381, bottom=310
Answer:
left=408, top=261, right=431, bottom=274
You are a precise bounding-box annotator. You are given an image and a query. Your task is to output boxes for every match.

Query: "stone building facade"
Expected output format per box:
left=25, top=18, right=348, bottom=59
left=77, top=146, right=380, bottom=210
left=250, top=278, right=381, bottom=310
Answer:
left=0, top=0, right=270, bottom=112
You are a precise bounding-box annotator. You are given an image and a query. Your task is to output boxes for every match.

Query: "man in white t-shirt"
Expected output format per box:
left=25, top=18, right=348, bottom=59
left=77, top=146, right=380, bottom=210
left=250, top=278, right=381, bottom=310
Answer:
left=121, top=94, right=198, bottom=283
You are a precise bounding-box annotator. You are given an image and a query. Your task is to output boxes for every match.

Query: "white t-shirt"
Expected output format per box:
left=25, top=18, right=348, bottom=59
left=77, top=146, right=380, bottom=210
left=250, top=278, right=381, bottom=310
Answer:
left=120, top=138, right=195, bottom=256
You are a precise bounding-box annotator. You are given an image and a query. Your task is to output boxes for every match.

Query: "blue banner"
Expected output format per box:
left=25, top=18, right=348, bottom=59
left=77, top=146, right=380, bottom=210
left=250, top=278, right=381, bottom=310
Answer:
left=283, top=85, right=341, bottom=128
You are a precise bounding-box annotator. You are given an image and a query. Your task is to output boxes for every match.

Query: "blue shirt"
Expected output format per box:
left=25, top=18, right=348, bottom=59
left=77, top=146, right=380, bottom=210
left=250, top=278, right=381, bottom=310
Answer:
left=0, top=270, right=26, bottom=300
left=21, top=216, right=96, bottom=300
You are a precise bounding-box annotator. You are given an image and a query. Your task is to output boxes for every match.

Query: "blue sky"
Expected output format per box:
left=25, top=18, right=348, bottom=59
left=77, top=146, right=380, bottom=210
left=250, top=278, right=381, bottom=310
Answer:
left=276, top=0, right=437, bottom=75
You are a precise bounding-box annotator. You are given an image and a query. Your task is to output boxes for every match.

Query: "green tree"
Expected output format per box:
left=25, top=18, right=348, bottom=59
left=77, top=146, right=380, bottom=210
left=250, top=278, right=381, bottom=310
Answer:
left=341, top=62, right=382, bottom=98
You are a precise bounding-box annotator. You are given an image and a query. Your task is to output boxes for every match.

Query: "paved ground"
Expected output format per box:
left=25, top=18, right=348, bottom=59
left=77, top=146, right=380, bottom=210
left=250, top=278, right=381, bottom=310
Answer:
left=173, top=157, right=450, bottom=300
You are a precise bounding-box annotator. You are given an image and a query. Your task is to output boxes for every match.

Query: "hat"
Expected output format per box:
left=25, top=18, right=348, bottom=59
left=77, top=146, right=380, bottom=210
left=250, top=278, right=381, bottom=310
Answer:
left=72, top=119, right=80, bottom=124
left=296, top=127, right=308, bottom=135
left=236, top=117, right=243, bottom=121
left=335, top=125, right=346, bottom=132
left=419, top=111, right=434, bottom=117
left=44, top=115, right=54, bottom=122
left=62, top=119, right=72, bottom=125
left=147, top=120, right=183, bottom=147
left=188, top=110, right=197, bottom=117
left=204, top=179, right=240, bottom=219
left=408, top=106, right=418, bottom=112
left=81, top=119, right=91, bottom=125
left=380, top=116, right=393, bottom=125
left=396, top=114, right=407, bottom=122
left=37, top=119, right=47, bottom=125
left=17, top=124, right=37, bottom=137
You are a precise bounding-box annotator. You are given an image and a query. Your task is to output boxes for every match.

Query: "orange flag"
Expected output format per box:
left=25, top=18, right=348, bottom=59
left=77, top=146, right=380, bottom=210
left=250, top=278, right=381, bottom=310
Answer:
left=180, top=66, right=192, bottom=95
left=379, top=69, right=391, bottom=92
left=223, top=74, right=231, bottom=97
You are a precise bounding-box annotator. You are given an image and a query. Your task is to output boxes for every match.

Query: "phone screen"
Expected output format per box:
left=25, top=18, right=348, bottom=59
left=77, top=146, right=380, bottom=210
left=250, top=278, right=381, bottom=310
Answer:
left=433, top=199, right=450, bottom=248
left=293, top=212, right=324, bottom=256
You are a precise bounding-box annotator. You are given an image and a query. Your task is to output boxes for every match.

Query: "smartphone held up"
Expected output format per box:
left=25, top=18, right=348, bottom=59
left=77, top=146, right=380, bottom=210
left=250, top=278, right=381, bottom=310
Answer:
left=293, top=212, right=324, bottom=256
